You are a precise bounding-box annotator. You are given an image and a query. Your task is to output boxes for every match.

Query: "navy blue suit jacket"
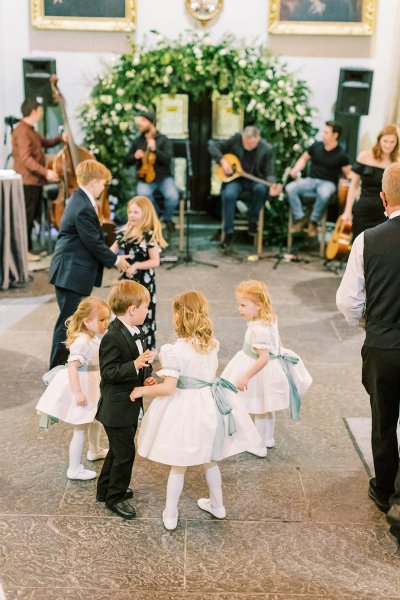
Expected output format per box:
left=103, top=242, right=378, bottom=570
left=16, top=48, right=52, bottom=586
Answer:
left=49, top=188, right=116, bottom=296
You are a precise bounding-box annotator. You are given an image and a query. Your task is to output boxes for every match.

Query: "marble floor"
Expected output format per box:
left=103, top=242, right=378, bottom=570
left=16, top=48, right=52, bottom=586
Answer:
left=1, top=233, right=399, bottom=600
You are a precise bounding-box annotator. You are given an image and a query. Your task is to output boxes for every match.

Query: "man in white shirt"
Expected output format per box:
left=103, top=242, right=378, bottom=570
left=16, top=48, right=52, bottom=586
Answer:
left=49, top=160, right=130, bottom=368
left=337, top=162, right=400, bottom=543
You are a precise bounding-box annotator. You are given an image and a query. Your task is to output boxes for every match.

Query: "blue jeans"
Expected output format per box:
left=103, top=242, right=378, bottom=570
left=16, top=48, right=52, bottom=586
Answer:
left=136, top=177, right=179, bottom=223
left=285, top=177, right=336, bottom=222
left=221, top=179, right=269, bottom=235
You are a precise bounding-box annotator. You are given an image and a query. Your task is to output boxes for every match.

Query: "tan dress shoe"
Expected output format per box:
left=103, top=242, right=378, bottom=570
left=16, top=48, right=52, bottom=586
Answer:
left=291, top=217, right=308, bottom=233
left=307, top=221, right=318, bottom=237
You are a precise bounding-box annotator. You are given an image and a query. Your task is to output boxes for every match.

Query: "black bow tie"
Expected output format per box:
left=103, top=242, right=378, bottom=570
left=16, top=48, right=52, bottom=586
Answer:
left=132, top=332, right=143, bottom=341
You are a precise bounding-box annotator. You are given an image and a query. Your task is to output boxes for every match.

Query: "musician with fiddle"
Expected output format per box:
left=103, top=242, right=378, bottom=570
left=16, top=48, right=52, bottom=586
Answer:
left=12, top=98, right=67, bottom=261
left=126, top=109, right=179, bottom=233
left=208, top=126, right=281, bottom=249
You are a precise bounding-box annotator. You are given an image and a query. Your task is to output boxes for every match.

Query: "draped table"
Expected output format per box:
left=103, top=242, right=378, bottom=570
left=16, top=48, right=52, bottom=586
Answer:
left=0, top=173, right=29, bottom=290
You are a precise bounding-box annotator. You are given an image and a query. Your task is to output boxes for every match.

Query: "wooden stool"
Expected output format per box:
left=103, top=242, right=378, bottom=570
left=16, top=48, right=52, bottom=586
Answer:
left=221, top=206, right=264, bottom=256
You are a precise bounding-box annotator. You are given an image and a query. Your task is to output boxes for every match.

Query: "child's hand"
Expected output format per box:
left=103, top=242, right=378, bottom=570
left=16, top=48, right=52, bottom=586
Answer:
left=146, top=350, right=157, bottom=364
left=144, top=377, right=157, bottom=386
left=74, top=392, right=87, bottom=407
left=126, top=264, right=138, bottom=277
left=134, top=350, right=153, bottom=371
left=130, top=387, right=145, bottom=401
left=237, top=377, right=249, bottom=392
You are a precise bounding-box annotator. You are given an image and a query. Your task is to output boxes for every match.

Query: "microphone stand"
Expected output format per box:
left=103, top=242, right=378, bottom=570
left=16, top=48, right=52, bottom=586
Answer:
left=167, top=139, right=217, bottom=270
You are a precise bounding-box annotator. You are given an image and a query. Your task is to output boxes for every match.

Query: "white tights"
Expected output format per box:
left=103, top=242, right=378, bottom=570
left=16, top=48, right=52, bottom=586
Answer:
left=251, top=412, right=275, bottom=446
left=164, top=463, right=224, bottom=519
left=68, top=421, right=102, bottom=472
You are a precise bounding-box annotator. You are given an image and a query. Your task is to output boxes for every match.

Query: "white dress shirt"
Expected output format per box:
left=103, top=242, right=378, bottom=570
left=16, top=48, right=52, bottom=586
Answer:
left=117, top=317, right=144, bottom=355
left=336, top=209, right=400, bottom=326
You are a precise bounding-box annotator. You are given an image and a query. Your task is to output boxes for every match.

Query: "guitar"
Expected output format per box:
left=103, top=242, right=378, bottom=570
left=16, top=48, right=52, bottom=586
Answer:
left=137, top=131, right=156, bottom=183
left=214, top=153, right=274, bottom=188
left=326, top=216, right=352, bottom=261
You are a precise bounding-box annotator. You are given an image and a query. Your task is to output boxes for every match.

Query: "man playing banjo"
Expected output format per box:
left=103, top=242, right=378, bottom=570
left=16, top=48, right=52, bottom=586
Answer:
left=208, top=126, right=281, bottom=249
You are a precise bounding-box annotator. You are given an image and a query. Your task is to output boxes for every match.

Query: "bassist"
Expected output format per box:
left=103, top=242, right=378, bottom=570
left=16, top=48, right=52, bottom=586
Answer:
left=208, top=126, right=280, bottom=248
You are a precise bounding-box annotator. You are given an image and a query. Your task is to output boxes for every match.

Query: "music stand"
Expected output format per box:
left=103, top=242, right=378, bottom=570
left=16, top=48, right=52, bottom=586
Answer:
left=167, top=139, right=217, bottom=270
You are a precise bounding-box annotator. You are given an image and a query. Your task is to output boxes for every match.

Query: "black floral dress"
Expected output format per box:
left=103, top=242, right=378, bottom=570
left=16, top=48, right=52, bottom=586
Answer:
left=116, top=229, right=157, bottom=349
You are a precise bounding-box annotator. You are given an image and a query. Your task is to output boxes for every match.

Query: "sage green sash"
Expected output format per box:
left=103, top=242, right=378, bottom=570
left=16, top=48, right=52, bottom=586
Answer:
left=242, top=343, right=301, bottom=421
left=42, top=363, right=99, bottom=385
left=177, top=375, right=238, bottom=461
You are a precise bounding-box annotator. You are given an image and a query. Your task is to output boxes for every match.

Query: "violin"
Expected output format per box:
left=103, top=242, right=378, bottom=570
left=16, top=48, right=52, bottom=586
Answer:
left=49, top=76, right=113, bottom=231
left=137, top=131, right=156, bottom=183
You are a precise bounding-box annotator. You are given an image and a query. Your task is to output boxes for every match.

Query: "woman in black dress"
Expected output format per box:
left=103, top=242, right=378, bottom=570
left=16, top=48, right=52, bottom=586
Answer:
left=342, top=124, right=400, bottom=239
left=110, top=196, right=167, bottom=349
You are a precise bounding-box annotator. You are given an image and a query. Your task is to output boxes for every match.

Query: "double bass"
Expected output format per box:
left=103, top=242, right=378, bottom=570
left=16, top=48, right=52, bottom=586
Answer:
left=49, top=76, right=113, bottom=231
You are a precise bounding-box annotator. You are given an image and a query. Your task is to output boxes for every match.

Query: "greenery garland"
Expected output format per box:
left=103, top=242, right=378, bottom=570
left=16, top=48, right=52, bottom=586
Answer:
left=79, top=32, right=317, bottom=241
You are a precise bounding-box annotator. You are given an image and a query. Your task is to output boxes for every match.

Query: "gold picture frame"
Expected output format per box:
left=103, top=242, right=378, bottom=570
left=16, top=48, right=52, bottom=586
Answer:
left=268, top=0, right=376, bottom=36
left=31, top=0, right=136, bottom=32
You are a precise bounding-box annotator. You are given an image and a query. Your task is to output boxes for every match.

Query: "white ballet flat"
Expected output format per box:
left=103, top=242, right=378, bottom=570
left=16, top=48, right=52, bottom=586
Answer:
left=247, top=447, right=268, bottom=458
left=67, top=464, right=96, bottom=480
left=162, top=510, right=178, bottom=530
left=87, top=448, right=109, bottom=461
left=197, top=498, right=226, bottom=519
left=265, top=438, right=275, bottom=448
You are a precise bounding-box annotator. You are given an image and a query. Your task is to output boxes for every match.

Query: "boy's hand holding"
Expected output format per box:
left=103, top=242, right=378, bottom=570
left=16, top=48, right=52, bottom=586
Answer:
left=134, top=349, right=153, bottom=371
left=144, top=377, right=157, bottom=386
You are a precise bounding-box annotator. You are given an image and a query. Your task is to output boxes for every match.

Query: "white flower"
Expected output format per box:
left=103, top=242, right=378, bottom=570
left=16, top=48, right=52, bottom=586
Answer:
left=133, top=54, right=140, bottom=65
left=115, top=103, right=123, bottom=111
left=99, top=95, right=113, bottom=105
left=125, top=70, right=135, bottom=78
left=124, top=103, right=133, bottom=111
left=105, top=128, right=112, bottom=135
left=166, top=65, right=173, bottom=74
left=238, top=59, right=247, bottom=68
left=119, top=122, right=128, bottom=133
left=219, top=47, right=229, bottom=56
left=266, top=69, right=273, bottom=79
left=116, top=88, right=125, bottom=96
left=246, top=98, right=257, bottom=112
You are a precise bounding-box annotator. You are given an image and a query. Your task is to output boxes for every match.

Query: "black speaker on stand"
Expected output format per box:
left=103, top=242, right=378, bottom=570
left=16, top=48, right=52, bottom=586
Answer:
left=23, top=58, right=57, bottom=136
left=334, top=67, right=373, bottom=163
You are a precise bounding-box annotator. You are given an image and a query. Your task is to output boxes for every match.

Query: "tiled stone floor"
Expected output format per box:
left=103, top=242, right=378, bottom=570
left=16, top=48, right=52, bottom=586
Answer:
left=1, top=232, right=399, bottom=599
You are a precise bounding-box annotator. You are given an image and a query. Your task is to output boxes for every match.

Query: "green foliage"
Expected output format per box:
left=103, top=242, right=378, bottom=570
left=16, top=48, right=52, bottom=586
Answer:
left=78, top=31, right=317, bottom=239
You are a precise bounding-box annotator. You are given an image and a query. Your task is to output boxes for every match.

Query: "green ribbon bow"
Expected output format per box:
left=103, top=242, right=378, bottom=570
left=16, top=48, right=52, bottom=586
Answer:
left=177, top=375, right=238, bottom=461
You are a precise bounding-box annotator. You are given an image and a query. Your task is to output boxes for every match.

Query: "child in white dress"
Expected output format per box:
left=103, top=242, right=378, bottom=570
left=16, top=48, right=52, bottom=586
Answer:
left=131, top=290, right=261, bottom=531
left=222, top=280, right=312, bottom=458
left=36, top=297, right=111, bottom=480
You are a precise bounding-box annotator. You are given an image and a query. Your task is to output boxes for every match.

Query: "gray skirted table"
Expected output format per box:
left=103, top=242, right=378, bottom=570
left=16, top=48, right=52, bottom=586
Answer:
left=0, top=172, right=29, bottom=290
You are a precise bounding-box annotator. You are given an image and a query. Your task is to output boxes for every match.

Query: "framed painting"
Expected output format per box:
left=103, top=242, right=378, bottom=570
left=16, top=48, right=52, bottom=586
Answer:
left=268, top=0, right=376, bottom=35
left=31, top=0, right=136, bottom=32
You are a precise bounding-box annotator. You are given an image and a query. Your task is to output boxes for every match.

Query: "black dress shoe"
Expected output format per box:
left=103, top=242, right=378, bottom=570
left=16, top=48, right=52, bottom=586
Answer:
left=96, top=488, right=133, bottom=503
left=105, top=500, right=136, bottom=519
left=166, top=221, right=176, bottom=233
left=248, top=222, right=258, bottom=235
left=220, top=233, right=234, bottom=249
left=368, top=479, right=390, bottom=513
left=386, top=504, right=400, bottom=527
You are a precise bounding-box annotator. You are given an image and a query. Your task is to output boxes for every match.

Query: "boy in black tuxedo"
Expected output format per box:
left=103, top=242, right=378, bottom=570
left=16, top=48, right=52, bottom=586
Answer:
left=96, top=280, right=156, bottom=519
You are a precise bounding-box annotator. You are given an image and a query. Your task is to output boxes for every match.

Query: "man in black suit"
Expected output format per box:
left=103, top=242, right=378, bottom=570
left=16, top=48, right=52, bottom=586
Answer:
left=337, top=162, right=400, bottom=544
left=96, top=280, right=155, bottom=519
left=208, top=126, right=281, bottom=248
left=48, top=160, right=130, bottom=368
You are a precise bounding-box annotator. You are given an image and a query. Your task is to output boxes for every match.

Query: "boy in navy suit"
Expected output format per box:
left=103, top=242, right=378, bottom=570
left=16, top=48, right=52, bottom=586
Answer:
left=96, top=280, right=155, bottom=519
left=48, top=160, right=130, bottom=368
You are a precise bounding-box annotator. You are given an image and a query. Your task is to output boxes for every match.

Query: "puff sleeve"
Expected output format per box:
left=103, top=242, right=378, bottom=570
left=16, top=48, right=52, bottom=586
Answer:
left=68, top=334, right=94, bottom=365
left=157, top=343, right=181, bottom=379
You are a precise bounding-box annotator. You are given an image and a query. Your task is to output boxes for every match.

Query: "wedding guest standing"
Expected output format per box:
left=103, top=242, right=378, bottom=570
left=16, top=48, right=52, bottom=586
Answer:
left=337, top=163, right=400, bottom=545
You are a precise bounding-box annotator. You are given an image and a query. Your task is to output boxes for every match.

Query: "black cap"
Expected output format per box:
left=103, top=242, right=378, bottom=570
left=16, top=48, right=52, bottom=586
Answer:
left=137, top=109, right=156, bottom=125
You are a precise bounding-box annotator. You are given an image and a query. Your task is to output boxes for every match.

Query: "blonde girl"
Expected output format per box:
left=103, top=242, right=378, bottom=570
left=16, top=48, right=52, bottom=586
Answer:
left=36, top=297, right=111, bottom=480
left=131, top=290, right=260, bottom=531
left=110, top=196, right=167, bottom=350
left=222, top=280, right=312, bottom=457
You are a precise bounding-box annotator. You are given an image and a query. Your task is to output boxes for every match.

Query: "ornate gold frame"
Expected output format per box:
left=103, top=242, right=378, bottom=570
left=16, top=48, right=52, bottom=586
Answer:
left=31, top=0, right=136, bottom=32
left=268, top=0, right=376, bottom=35
left=185, top=0, right=224, bottom=26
